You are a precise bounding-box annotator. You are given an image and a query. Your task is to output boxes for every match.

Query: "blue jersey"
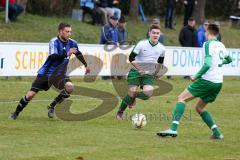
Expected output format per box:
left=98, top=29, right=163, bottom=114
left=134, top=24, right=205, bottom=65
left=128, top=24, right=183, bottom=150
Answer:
left=99, top=24, right=118, bottom=45
left=38, top=36, right=79, bottom=77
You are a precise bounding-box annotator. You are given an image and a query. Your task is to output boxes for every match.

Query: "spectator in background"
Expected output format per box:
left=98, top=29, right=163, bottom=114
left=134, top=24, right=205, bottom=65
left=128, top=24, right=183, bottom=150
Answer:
left=96, top=0, right=121, bottom=25
left=165, top=0, right=177, bottom=29
left=117, top=16, right=128, bottom=45
left=197, top=21, right=209, bottom=47
left=183, top=0, right=196, bottom=26
left=99, top=14, right=119, bottom=80
left=179, top=17, right=198, bottom=47
left=179, top=17, right=198, bottom=79
left=97, top=0, right=114, bottom=25
left=0, top=0, right=23, bottom=21
left=99, top=14, right=119, bottom=45
left=116, top=15, right=127, bottom=80
left=80, top=0, right=100, bottom=25
left=108, top=0, right=121, bottom=19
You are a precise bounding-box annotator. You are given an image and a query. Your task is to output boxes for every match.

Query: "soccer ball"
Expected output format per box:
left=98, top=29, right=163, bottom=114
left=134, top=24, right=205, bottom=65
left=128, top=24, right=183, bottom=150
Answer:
left=131, top=113, right=147, bottom=128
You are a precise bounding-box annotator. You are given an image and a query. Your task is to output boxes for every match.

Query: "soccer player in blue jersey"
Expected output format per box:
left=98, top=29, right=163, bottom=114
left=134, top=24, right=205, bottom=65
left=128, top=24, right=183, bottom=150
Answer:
left=9, top=22, right=90, bottom=120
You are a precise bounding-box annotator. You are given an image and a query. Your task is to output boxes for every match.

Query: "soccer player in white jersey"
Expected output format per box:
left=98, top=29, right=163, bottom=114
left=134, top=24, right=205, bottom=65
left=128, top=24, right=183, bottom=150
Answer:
left=116, top=24, right=166, bottom=119
left=157, top=24, right=233, bottom=139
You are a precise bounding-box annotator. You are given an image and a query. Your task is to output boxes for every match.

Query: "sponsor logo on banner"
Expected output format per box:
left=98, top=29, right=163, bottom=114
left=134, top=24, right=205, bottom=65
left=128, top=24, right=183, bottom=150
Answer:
left=172, top=49, right=204, bottom=67
left=0, top=43, right=239, bottom=76
left=15, top=50, right=49, bottom=70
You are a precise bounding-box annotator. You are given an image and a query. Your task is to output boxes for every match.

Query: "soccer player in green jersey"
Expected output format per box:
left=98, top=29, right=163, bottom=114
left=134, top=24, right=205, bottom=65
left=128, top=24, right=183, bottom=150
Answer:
left=157, top=24, right=233, bottom=139
left=116, top=24, right=166, bottom=119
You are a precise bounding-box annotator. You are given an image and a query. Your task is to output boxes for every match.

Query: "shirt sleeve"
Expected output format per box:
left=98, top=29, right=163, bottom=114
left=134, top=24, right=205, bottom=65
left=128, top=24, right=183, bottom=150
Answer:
left=157, top=46, right=165, bottom=64
left=48, top=39, right=68, bottom=60
left=99, top=27, right=107, bottom=44
left=73, top=41, right=79, bottom=50
left=132, top=41, right=143, bottom=55
left=160, top=46, right=166, bottom=57
left=49, top=39, right=58, bottom=55
left=129, top=52, right=137, bottom=62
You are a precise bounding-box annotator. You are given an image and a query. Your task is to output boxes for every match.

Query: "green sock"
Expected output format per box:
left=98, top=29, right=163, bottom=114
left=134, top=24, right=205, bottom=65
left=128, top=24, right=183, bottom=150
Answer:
left=170, top=102, right=185, bottom=131
left=200, top=110, right=221, bottom=137
left=119, top=95, right=135, bottom=112
left=136, top=92, right=150, bottom=100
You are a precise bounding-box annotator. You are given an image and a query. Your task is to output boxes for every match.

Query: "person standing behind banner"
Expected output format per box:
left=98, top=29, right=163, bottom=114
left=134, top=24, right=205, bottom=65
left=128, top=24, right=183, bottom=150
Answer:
left=182, top=0, right=196, bottom=26
left=116, top=15, right=128, bottom=80
left=0, top=0, right=24, bottom=21
left=80, top=0, right=98, bottom=25
left=108, top=0, right=121, bottom=19
left=179, top=17, right=198, bottom=79
left=97, top=0, right=115, bottom=25
left=99, top=14, right=119, bottom=45
left=179, top=17, right=198, bottom=47
left=99, top=14, right=119, bottom=80
left=197, top=21, right=209, bottom=47
left=165, top=0, right=178, bottom=29
left=117, top=16, right=128, bottom=45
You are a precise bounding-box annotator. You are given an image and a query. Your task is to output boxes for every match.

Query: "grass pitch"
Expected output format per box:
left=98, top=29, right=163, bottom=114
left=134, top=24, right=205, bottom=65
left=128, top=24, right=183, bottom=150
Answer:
left=0, top=77, right=239, bottom=160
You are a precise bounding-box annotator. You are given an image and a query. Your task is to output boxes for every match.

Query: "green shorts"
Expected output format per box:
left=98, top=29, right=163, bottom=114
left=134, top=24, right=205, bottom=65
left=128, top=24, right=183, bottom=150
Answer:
left=187, top=79, right=222, bottom=103
left=127, top=69, right=155, bottom=86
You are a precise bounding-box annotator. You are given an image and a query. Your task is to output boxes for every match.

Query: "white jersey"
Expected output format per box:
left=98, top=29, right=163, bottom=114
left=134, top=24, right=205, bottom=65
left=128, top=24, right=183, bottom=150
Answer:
left=202, top=39, right=227, bottom=83
left=132, top=39, right=166, bottom=74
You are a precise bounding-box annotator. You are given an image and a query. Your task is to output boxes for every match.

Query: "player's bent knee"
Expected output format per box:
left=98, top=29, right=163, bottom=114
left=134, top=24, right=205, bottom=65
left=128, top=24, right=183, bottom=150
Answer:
left=129, top=87, right=137, bottom=93
left=128, top=90, right=137, bottom=97
left=143, top=90, right=153, bottom=98
left=177, top=95, right=183, bottom=102
left=196, top=107, right=204, bottom=114
left=128, top=87, right=138, bottom=97
left=177, top=95, right=188, bottom=103
left=143, top=86, right=153, bottom=96
left=65, top=82, right=74, bottom=93
left=26, top=91, right=37, bottom=100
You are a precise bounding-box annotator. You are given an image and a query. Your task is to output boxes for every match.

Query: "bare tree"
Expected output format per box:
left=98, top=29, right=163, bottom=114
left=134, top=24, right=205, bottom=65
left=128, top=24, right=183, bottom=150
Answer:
left=193, top=0, right=206, bottom=24
left=130, top=0, right=139, bottom=21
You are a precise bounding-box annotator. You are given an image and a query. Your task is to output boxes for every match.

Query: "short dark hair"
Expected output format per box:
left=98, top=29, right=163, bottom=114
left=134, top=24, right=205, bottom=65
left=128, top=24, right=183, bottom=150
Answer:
left=149, top=24, right=160, bottom=31
left=58, top=23, right=71, bottom=31
left=207, top=24, right=219, bottom=36
left=188, top=17, right=195, bottom=22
